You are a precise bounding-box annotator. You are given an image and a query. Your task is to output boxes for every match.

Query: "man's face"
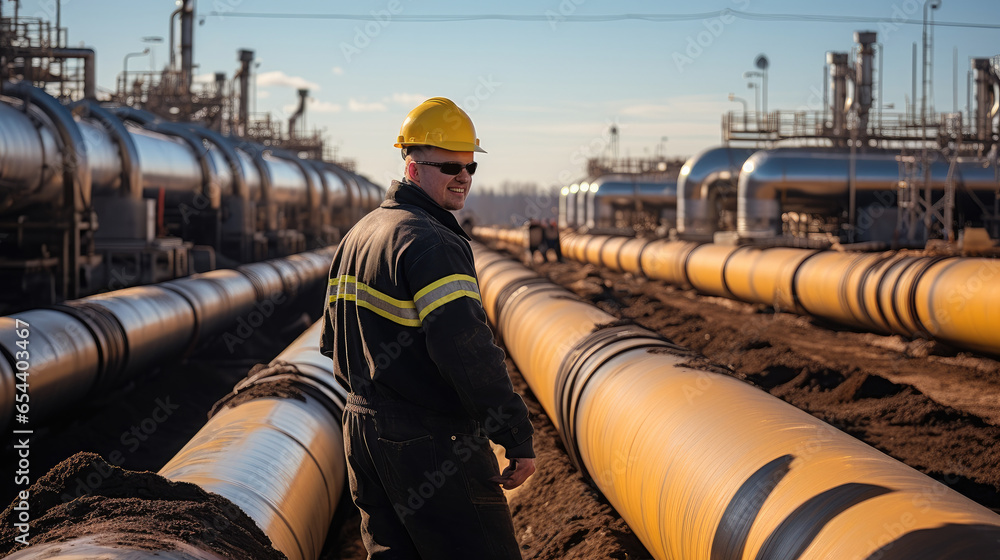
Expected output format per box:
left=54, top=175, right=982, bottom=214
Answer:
left=409, top=147, right=474, bottom=211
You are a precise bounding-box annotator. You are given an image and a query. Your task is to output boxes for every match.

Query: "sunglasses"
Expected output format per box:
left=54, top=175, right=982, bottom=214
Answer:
left=415, top=161, right=478, bottom=176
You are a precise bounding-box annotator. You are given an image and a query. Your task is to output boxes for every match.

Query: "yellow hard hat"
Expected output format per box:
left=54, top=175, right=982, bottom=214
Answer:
left=394, top=97, right=486, bottom=153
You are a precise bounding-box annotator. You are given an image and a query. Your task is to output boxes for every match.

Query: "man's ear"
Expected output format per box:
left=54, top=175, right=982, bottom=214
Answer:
left=406, top=159, right=420, bottom=185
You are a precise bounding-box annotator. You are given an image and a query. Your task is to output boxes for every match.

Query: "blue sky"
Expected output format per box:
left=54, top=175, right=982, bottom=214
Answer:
left=38, top=0, right=1000, bottom=190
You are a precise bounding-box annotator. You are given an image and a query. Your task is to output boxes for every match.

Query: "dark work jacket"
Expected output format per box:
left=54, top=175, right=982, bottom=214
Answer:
left=320, top=179, right=534, bottom=458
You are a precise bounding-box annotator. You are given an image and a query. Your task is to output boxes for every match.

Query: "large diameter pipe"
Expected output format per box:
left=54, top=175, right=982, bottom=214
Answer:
left=77, top=118, right=124, bottom=193
left=684, top=244, right=741, bottom=298
left=0, top=248, right=337, bottom=433
left=161, top=322, right=347, bottom=560
left=4, top=82, right=91, bottom=212
left=676, top=147, right=756, bottom=238
left=6, top=537, right=232, bottom=559
left=0, top=99, right=212, bottom=209
left=0, top=102, right=61, bottom=213
left=551, top=231, right=1000, bottom=356
left=737, top=147, right=1000, bottom=238
left=721, top=246, right=816, bottom=310
left=914, top=258, right=1000, bottom=354
left=9, top=321, right=348, bottom=560
left=0, top=310, right=100, bottom=424
left=472, top=243, right=1000, bottom=560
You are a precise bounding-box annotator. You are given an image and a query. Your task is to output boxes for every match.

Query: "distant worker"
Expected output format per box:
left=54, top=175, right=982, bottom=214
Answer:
left=526, top=219, right=544, bottom=262
left=321, top=97, right=536, bottom=559
left=542, top=218, right=562, bottom=262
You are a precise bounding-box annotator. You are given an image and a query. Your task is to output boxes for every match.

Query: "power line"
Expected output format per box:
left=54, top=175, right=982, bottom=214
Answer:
left=205, top=9, right=1000, bottom=30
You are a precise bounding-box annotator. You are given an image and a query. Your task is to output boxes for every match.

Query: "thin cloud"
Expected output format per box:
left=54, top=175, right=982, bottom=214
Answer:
left=257, top=70, right=320, bottom=91
left=282, top=98, right=342, bottom=114
left=331, top=66, right=344, bottom=76
left=309, top=99, right=342, bottom=113
left=620, top=104, right=674, bottom=117
left=390, top=93, right=428, bottom=106
left=349, top=99, right=388, bottom=112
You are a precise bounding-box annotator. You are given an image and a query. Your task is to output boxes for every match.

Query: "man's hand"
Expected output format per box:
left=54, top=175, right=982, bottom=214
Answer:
left=490, top=458, right=536, bottom=490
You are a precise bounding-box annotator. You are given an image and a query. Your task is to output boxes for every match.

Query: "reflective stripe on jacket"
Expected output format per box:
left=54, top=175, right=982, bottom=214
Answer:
left=321, top=180, right=534, bottom=458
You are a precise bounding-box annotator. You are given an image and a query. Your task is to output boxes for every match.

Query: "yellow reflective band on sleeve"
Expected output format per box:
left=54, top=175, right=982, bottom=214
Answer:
left=328, top=275, right=422, bottom=327
left=413, top=274, right=481, bottom=321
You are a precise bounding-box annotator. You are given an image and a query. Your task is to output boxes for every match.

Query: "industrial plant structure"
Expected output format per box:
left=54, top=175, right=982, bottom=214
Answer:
left=0, top=0, right=381, bottom=315
left=562, top=31, right=1000, bottom=251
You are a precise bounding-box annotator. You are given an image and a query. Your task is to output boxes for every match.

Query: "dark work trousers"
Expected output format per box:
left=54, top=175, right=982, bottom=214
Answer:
left=342, top=396, right=522, bottom=559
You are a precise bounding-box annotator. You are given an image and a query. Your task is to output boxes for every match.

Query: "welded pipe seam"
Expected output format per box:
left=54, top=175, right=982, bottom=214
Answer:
left=553, top=323, right=675, bottom=473
left=109, top=106, right=220, bottom=208
left=69, top=100, right=143, bottom=199
left=874, top=256, right=926, bottom=337
left=471, top=244, right=1000, bottom=560
left=51, top=301, right=128, bottom=392
left=180, top=124, right=249, bottom=199
left=75, top=285, right=198, bottom=388
left=892, top=256, right=951, bottom=340
left=619, top=237, right=654, bottom=278
left=236, top=261, right=287, bottom=301
left=153, top=122, right=220, bottom=209
left=209, top=362, right=344, bottom=422
left=0, top=103, right=50, bottom=208
left=271, top=150, right=321, bottom=209
left=860, top=252, right=913, bottom=334
left=6, top=81, right=92, bottom=211
left=0, top=310, right=100, bottom=425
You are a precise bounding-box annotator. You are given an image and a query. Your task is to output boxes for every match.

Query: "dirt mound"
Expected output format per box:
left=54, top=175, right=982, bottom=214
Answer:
left=0, top=452, right=285, bottom=559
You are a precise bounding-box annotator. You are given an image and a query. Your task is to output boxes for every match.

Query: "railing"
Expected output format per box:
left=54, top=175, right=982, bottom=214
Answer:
left=723, top=110, right=990, bottom=152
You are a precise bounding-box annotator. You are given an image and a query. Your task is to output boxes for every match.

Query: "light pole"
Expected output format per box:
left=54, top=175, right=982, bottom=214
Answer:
left=728, top=93, right=748, bottom=128
left=122, top=49, right=150, bottom=95
left=754, top=54, right=769, bottom=117
left=921, top=0, right=941, bottom=127
left=747, top=81, right=760, bottom=128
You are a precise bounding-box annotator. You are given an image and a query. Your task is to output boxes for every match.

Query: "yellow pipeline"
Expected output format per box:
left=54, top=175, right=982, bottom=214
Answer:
left=160, top=321, right=347, bottom=560
left=795, top=250, right=885, bottom=331
left=614, top=237, right=652, bottom=273
left=545, top=231, right=1000, bottom=356
left=722, top=247, right=815, bottom=309
left=915, top=258, right=1000, bottom=354
left=684, top=244, right=742, bottom=298
left=471, top=242, right=1000, bottom=560
left=638, top=239, right=699, bottom=286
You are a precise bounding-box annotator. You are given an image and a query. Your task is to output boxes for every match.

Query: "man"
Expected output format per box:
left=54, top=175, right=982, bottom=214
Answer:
left=321, top=97, right=536, bottom=559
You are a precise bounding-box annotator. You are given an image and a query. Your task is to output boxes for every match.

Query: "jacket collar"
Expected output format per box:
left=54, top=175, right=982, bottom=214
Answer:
left=385, top=179, right=471, bottom=240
